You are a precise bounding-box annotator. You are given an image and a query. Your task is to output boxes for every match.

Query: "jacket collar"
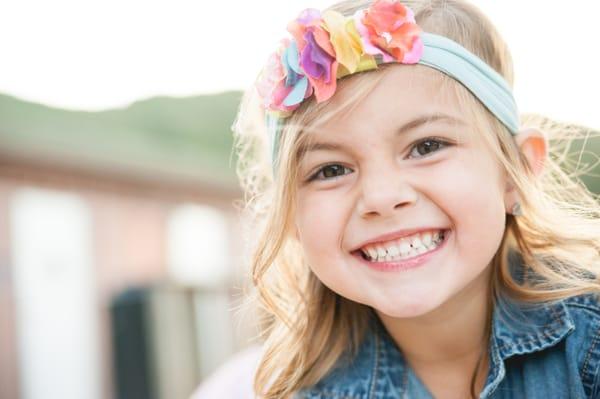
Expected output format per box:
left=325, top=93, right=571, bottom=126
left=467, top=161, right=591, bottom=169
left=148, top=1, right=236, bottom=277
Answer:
left=300, top=297, right=575, bottom=398
left=493, top=249, right=576, bottom=359
left=479, top=295, right=575, bottom=399
left=492, top=295, right=575, bottom=359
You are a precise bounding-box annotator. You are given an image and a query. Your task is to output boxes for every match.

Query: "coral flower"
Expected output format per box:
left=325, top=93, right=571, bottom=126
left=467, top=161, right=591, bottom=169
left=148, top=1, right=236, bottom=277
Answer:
left=354, top=0, right=423, bottom=63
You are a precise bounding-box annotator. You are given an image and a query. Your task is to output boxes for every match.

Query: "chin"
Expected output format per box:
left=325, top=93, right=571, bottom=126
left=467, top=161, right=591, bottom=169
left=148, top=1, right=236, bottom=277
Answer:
left=371, top=295, right=442, bottom=319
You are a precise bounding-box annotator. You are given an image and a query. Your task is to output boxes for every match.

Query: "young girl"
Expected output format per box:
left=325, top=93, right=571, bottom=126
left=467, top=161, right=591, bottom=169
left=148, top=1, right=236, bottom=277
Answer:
left=233, top=0, right=600, bottom=398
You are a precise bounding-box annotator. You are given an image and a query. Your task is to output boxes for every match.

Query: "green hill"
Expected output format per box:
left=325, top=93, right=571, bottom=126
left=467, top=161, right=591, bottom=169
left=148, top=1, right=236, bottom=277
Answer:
left=0, top=91, right=243, bottom=190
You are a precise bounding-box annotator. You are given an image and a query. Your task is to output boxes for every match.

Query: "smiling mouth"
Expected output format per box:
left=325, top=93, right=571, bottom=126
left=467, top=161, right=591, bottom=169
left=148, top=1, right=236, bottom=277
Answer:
left=354, top=229, right=449, bottom=263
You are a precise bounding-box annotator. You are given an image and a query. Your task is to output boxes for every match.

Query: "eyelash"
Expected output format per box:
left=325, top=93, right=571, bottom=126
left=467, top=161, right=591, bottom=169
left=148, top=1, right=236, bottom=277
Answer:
left=306, top=137, right=451, bottom=182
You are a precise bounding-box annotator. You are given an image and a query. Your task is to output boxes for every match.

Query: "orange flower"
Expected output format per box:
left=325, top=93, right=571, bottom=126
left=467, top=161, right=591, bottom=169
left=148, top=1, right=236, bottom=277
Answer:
left=355, top=0, right=422, bottom=63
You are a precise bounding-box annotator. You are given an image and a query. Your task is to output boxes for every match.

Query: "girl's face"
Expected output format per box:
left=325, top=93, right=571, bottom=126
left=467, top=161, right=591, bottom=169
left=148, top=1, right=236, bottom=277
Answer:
left=293, top=66, right=510, bottom=319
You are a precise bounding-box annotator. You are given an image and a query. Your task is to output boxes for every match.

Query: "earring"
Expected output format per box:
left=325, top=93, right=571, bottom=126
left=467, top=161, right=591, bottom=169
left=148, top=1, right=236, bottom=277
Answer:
left=510, top=202, right=523, bottom=216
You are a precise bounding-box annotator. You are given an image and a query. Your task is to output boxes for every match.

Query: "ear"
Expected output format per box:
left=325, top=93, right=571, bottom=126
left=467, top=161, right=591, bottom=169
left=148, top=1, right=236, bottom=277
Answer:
left=514, top=127, right=548, bottom=178
left=504, top=127, right=548, bottom=210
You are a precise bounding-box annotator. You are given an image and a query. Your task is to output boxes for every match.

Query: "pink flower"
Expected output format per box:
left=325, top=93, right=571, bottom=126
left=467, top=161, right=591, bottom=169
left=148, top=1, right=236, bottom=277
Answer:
left=255, top=50, right=286, bottom=110
left=255, top=38, right=312, bottom=113
left=354, top=0, right=423, bottom=63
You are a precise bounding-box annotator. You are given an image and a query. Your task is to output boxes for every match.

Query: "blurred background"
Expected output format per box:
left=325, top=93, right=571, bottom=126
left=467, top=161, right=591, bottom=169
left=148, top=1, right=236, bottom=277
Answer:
left=0, top=1, right=598, bottom=399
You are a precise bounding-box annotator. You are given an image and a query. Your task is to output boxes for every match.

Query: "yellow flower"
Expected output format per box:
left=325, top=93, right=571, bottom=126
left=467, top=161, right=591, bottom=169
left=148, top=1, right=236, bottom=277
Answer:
left=322, top=10, right=367, bottom=73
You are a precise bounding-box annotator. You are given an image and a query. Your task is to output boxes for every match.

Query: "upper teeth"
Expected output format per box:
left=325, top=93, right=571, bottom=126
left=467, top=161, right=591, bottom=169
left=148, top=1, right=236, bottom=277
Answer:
left=360, top=230, right=445, bottom=262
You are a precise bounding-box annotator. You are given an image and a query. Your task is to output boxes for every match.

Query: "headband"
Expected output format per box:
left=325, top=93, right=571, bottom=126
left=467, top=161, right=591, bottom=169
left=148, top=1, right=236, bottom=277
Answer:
left=255, top=0, right=520, bottom=167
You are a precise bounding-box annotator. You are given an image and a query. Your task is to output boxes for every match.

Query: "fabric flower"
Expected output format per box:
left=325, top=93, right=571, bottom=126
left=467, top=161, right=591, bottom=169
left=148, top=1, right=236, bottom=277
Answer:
left=255, top=0, right=424, bottom=115
left=354, top=0, right=423, bottom=63
left=255, top=50, right=286, bottom=110
left=321, top=9, right=364, bottom=74
left=288, top=9, right=338, bottom=102
left=256, top=38, right=312, bottom=113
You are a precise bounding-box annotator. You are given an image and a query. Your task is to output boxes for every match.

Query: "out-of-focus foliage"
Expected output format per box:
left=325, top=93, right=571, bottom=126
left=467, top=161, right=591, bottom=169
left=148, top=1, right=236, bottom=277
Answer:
left=0, top=92, right=242, bottom=189
left=564, top=135, right=600, bottom=195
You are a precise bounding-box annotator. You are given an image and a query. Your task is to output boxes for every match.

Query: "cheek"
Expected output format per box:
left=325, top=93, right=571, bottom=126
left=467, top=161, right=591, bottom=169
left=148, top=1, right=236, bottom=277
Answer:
left=296, top=193, right=347, bottom=280
left=435, top=156, right=507, bottom=254
left=295, top=192, right=349, bottom=263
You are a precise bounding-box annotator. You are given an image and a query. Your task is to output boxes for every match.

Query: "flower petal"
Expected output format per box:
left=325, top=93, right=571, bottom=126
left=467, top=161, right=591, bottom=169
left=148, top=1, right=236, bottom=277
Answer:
left=284, top=41, right=303, bottom=76
left=389, top=22, right=421, bottom=52
left=301, top=31, right=334, bottom=81
left=357, top=0, right=422, bottom=63
left=402, top=36, right=423, bottom=64
left=283, top=76, right=309, bottom=106
left=363, top=0, right=408, bottom=35
left=312, top=26, right=336, bottom=58
left=311, top=60, right=338, bottom=102
left=322, top=10, right=363, bottom=73
left=353, top=10, right=385, bottom=57
left=297, top=8, right=321, bottom=25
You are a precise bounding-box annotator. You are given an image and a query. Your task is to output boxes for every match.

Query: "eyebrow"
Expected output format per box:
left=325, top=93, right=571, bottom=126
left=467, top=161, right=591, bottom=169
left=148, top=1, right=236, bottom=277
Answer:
left=296, top=112, right=465, bottom=157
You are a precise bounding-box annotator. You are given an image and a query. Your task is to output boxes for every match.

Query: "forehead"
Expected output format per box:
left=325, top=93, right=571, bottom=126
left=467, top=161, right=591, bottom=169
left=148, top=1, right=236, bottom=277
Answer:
left=300, top=64, right=474, bottom=140
left=324, top=64, right=461, bottom=130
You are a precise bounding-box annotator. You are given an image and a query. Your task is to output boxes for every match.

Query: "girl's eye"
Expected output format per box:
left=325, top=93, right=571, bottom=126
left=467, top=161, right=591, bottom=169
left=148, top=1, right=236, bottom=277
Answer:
left=305, top=138, right=449, bottom=182
left=308, top=164, right=353, bottom=182
left=408, top=138, right=449, bottom=158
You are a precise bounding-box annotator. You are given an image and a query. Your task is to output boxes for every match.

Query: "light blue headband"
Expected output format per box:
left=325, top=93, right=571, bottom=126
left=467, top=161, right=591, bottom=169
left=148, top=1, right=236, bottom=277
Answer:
left=419, top=32, right=519, bottom=133
left=264, top=32, right=519, bottom=169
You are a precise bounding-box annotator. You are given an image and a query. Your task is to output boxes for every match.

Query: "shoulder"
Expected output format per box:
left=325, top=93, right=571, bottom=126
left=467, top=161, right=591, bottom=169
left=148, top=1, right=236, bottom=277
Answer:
left=191, top=344, right=262, bottom=399
left=483, top=291, right=600, bottom=398
left=562, top=293, right=600, bottom=398
left=562, top=292, right=600, bottom=346
left=563, top=292, right=600, bottom=315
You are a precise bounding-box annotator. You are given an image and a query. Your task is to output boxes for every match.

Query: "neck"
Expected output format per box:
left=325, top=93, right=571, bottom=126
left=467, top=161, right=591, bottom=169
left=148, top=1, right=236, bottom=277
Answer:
left=376, top=266, right=493, bottom=365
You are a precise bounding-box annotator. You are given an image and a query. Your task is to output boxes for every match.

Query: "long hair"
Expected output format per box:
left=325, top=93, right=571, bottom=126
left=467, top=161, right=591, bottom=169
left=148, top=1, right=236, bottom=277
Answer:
left=232, top=1, right=600, bottom=397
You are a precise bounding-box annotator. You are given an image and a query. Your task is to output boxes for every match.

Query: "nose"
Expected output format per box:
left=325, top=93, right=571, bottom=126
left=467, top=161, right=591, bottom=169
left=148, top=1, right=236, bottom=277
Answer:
left=356, top=162, right=418, bottom=219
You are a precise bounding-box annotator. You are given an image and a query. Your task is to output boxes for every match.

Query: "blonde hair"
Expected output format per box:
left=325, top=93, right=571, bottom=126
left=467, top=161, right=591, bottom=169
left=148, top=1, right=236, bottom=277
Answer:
left=232, top=0, right=600, bottom=397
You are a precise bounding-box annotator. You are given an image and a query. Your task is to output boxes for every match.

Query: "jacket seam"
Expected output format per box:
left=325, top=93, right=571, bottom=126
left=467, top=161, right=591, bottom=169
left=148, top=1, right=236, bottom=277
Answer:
left=302, top=391, right=361, bottom=399
left=496, top=302, right=572, bottom=357
left=564, top=294, right=600, bottom=312
left=581, top=319, right=600, bottom=398
left=565, top=302, right=600, bottom=313
left=368, top=331, right=380, bottom=399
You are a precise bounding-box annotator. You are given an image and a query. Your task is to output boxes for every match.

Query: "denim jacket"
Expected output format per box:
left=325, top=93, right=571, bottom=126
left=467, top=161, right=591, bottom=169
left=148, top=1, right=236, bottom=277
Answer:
left=296, top=292, right=600, bottom=399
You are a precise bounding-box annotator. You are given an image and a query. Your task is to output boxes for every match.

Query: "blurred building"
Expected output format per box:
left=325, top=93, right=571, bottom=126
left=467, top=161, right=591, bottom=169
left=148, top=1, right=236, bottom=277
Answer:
left=0, top=92, right=259, bottom=399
